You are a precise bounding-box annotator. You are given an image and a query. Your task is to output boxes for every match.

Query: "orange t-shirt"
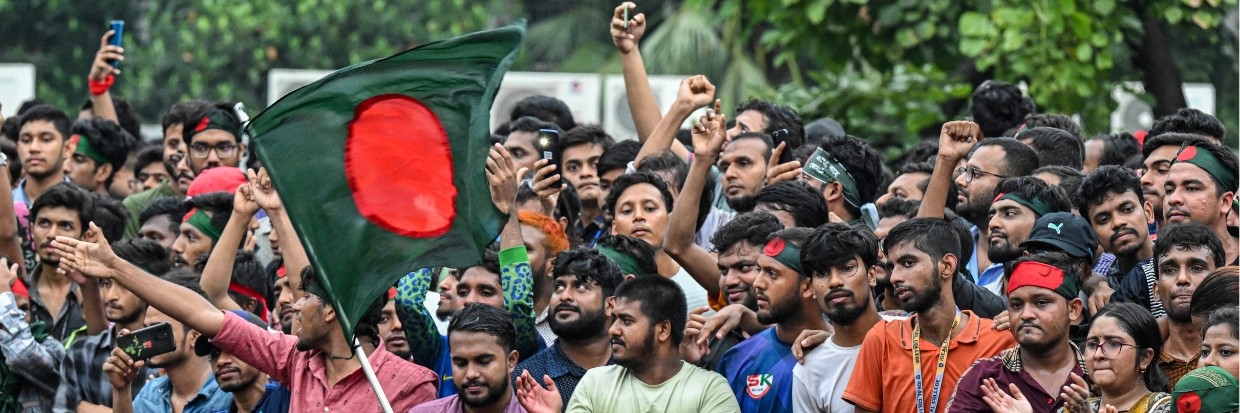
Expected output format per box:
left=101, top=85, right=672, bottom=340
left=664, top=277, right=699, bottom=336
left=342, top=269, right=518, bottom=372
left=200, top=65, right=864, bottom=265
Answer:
left=842, top=310, right=1016, bottom=413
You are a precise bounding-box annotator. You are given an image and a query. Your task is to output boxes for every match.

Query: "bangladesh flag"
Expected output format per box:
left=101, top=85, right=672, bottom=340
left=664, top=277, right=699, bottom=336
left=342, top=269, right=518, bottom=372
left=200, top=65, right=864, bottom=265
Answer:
left=246, top=24, right=524, bottom=338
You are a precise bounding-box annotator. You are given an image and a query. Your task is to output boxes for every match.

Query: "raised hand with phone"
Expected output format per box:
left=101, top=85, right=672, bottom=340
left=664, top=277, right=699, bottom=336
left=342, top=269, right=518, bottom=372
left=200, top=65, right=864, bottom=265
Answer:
left=87, top=21, right=125, bottom=124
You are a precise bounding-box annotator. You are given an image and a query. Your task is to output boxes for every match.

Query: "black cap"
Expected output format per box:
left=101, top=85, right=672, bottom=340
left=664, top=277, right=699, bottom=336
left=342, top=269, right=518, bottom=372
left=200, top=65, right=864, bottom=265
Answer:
left=195, top=310, right=268, bottom=357
left=1020, top=212, right=1099, bottom=259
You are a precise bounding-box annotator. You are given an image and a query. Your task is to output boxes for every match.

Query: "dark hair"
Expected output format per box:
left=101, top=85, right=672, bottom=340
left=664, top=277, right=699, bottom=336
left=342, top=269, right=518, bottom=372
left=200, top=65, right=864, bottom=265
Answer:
left=970, top=80, right=1036, bottom=137
left=182, top=102, right=242, bottom=144
left=449, top=303, right=518, bottom=352
left=111, top=238, right=172, bottom=276
left=803, top=117, right=845, bottom=148
left=511, top=96, right=576, bottom=131
left=975, top=138, right=1039, bottom=178
left=1141, top=133, right=1212, bottom=160
left=711, top=211, right=784, bottom=254
left=878, top=197, right=920, bottom=220
left=1076, top=165, right=1144, bottom=222
left=133, top=146, right=173, bottom=182
left=1204, top=306, right=1239, bottom=340
left=16, top=105, right=72, bottom=141
left=603, top=172, right=674, bottom=218
left=508, top=116, right=563, bottom=138
left=1149, top=108, right=1226, bottom=141
left=754, top=180, right=828, bottom=228
left=30, top=183, right=93, bottom=235
left=455, top=243, right=503, bottom=279
left=1, top=117, right=18, bottom=142
left=598, top=140, right=640, bottom=176
left=1095, top=133, right=1141, bottom=168
left=735, top=99, right=804, bottom=151
left=228, top=251, right=270, bottom=307
left=185, top=192, right=234, bottom=235
left=81, top=97, right=143, bottom=140
left=1154, top=222, right=1226, bottom=270
left=945, top=211, right=976, bottom=271
left=1189, top=266, right=1238, bottom=319
left=89, top=193, right=128, bottom=243
left=595, top=235, right=658, bottom=275
left=355, top=290, right=388, bottom=344
left=992, top=176, right=1073, bottom=215
left=613, top=276, right=687, bottom=345
left=1033, top=165, right=1084, bottom=195
left=71, top=118, right=137, bottom=183
left=159, top=267, right=207, bottom=299
left=731, top=132, right=775, bottom=160
left=553, top=248, right=625, bottom=297
left=1022, top=113, right=1083, bottom=142
left=1005, top=251, right=1083, bottom=292
left=139, top=196, right=187, bottom=231
left=561, top=125, right=614, bottom=154
left=802, top=222, right=880, bottom=274
left=636, top=151, right=688, bottom=191
left=1022, top=127, right=1083, bottom=169
left=882, top=218, right=961, bottom=273
left=161, top=100, right=213, bottom=132
left=817, top=134, right=884, bottom=217
left=898, top=160, right=958, bottom=208
left=1093, top=302, right=1169, bottom=392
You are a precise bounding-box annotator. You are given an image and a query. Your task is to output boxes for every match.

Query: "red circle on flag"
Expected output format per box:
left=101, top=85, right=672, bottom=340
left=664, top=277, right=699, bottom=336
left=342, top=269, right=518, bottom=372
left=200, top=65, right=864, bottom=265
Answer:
left=345, top=94, right=457, bottom=238
left=1176, top=145, right=1199, bottom=162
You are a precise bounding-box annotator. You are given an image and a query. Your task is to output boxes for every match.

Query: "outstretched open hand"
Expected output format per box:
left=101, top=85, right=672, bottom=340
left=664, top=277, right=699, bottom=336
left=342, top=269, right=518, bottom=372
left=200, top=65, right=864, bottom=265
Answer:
left=51, top=222, right=119, bottom=279
left=516, top=370, right=563, bottom=413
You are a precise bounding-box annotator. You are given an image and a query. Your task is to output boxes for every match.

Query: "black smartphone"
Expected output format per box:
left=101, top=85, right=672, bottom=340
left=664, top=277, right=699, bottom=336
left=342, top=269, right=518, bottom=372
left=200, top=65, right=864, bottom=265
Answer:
left=771, top=128, right=794, bottom=164
left=535, top=128, right=561, bottom=171
left=116, top=322, right=175, bottom=361
left=108, top=20, right=124, bottom=68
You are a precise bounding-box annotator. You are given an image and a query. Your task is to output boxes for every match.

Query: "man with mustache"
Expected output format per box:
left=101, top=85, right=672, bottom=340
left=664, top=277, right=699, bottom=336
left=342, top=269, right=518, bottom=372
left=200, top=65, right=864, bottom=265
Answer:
left=25, top=183, right=96, bottom=341
left=120, top=100, right=212, bottom=240
left=558, top=126, right=614, bottom=247
left=1138, top=133, right=1213, bottom=234
left=1153, top=222, right=1226, bottom=386
left=194, top=310, right=291, bottom=413
left=945, top=252, right=1089, bottom=413
left=515, top=248, right=624, bottom=409
left=377, top=288, right=411, bottom=360
left=53, top=239, right=165, bottom=412
left=171, top=192, right=232, bottom=269
left=976, top=176, right=1071, bottom=295
left=843, top=218, right=1014, bottom=412
left=1076, top=166, right=1161, bottom=315
left=714, top=228, right=826, bottom=412
left=792, top=223, right=896, bottom=412
left=412, top=304, right=527, bottom=413
left=1161, top=141, right=1238, bottom=265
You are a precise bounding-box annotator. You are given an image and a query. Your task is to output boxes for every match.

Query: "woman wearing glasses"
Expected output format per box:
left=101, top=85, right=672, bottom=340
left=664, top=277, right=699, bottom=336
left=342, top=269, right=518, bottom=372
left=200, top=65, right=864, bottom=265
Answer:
left=1062, top=302, right=1171, bottom=413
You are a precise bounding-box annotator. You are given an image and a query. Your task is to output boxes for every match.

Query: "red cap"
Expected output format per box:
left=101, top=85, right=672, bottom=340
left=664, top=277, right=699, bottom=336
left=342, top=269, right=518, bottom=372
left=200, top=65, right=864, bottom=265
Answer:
left=186, top=168, right=248, bottom=197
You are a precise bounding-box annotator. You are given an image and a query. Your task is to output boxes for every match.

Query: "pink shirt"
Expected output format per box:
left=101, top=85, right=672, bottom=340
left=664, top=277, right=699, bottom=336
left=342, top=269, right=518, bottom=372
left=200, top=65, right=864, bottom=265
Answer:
left=211, top=311, right=437, bottom=412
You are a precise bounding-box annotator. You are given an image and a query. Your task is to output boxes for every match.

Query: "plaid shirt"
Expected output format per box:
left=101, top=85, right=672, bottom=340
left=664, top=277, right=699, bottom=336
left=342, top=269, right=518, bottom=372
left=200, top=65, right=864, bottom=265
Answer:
left=53, top=325, right=150, bottom=412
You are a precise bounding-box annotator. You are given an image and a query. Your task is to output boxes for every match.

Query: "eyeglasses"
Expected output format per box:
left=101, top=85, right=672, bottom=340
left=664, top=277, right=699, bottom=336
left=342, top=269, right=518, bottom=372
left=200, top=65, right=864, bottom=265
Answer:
left=1085, top=340, right=1138, bottom=359
left=190, top=142, right=238, bottom=159
left=957, top=166, right=1008, bottom=183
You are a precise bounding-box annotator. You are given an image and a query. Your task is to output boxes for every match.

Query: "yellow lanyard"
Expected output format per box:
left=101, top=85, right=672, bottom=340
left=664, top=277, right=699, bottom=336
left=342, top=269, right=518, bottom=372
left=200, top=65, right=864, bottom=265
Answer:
left=911, top=311, right=961, bottom=413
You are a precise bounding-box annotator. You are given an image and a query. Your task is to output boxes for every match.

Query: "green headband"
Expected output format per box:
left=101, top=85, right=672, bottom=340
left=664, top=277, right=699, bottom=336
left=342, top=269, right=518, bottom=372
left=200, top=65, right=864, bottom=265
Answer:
left=803, top=147, right=862, bottom=208
left=182, top=208, right=223, bottom=241
left=1174, top=145, right=1239, bottom=193
left=993, top=192, right=1054, bottom=217
left=189, top=108, right=243, bottom=141
left=599, top=245, right=643, bottom=276
left=763, top=237, right=804, bottom=276
left=72, top=134, right=110, bottom=165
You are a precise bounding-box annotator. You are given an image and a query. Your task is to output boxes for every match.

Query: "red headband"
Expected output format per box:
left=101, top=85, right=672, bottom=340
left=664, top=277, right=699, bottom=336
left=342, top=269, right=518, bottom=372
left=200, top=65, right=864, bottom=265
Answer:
left=1006, top=261, right=1077, bottom=300
left=228, top=282, right=269, bottom=324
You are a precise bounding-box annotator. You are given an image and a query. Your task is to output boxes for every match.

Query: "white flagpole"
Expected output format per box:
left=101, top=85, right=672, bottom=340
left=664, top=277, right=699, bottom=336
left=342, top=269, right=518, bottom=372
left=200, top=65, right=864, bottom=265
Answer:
left=354, top=337, right=395, bottom=413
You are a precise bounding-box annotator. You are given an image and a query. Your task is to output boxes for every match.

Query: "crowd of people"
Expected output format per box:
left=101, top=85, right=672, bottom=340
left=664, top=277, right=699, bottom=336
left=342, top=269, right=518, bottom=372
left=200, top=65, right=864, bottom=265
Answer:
left=0, top=2, right=1238, bottom=413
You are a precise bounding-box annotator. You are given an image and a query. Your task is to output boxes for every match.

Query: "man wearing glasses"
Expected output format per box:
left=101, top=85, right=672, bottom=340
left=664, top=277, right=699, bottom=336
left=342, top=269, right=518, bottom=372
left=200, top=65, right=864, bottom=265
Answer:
left=181, top=103, right=246, bottom=178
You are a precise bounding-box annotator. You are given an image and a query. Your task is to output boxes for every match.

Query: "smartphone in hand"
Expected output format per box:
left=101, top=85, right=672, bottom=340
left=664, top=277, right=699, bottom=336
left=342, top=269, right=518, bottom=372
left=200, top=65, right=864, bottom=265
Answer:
left=108, top=20, right=124, bottom=68
left=116, top=322, right=175, bottom=361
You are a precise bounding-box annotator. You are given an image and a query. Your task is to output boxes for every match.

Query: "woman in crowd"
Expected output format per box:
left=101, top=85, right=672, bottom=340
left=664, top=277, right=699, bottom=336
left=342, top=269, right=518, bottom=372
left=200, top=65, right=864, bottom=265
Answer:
left=1066, top=303, right=1171, bottom=413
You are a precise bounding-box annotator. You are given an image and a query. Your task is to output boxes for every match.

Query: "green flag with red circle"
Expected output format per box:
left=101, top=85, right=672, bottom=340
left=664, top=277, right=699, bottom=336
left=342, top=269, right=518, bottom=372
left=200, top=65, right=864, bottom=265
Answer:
left=246, top=24, right=524, bottom=339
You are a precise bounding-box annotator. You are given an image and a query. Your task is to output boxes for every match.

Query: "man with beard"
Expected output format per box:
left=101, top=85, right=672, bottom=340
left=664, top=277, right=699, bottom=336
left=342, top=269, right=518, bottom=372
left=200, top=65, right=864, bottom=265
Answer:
left=713, top=228, right=826, bottom=412
left=945, top=252, right=1089, bottom=413
left=976, top=177, right=1072, bottom=295
left=104, top=268, right=232, bottom=413
left=1153, top=223, right=1225, bottom=386
left=195, top=310, right=291, bottom=413
left=412, top=304, right=526, bottom=413
left=172, top=191, right=232, bottom=268
left=180, top=103, right=245, bottom=179
left=515, top=248, right=624, bottom=409
left=1139, top=133, right=1213, bottom=234
left=137, top=197, right=186, bottom=250
left=558, top=126, right=614, bottom=247
left=792, top=223, right=897, bottom=412
left=1161, top=141, right=1238, bottom=265
left=121, top=100, right=211, bottom=240
left=1076, top=166, right=1158, bottom=315
left=26, top=183, right=97, bottom=341
left=551, top=275, right=739, bottom=412
left=919, top=120, right=1039, bottom=278
left=519, top=211, right=571, bottom=345
left=54, top=239, right=166, bottom=412
left=843, top=218, right=1014, bottom=412
left=377, top=288, right=411, bottom=360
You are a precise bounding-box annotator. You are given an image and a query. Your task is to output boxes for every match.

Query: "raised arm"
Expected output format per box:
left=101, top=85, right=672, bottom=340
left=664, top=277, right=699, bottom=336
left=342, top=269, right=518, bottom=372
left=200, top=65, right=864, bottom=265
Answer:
left=53, top=223, right=227, bottom=337
left=394, top=268, right=444, bottom=368
left=0, top=157, right=24, bottom=277
left=917, top=121, right=980, bottom=218
left=487, top=144, right=543, bottom=355
left=611, top=2, right=661, bottom=141
left=249, top=168, right=307, bottom=301
left=634, top=75, right=714, bottom=166
left=664, top=100, right=726, bottom=299
left=87, top=30, right=122, bottom=123
left=200, top=183, right=258, bottom=311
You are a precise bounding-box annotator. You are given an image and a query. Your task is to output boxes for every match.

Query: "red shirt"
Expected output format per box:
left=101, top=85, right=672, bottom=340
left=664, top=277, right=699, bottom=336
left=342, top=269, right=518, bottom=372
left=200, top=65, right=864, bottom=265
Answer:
left=211, top=311, right=437, bottom=412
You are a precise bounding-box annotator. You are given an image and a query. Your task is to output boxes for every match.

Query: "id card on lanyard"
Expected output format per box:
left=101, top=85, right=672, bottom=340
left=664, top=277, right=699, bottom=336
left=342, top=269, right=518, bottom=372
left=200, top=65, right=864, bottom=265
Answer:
left=912, top=309, right=961, bottom=413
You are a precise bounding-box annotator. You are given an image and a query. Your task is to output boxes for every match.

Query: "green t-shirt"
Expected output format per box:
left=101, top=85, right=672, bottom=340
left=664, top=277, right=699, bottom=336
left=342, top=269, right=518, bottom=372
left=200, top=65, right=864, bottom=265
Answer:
left=566, top=362, right=740, bottom=413
left=122, top=182, right=180, bottom=240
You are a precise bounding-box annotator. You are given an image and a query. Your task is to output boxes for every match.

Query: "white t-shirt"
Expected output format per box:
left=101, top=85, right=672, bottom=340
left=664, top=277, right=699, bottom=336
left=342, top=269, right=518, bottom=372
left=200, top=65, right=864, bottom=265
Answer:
left=792, top=316, right=900, bottom=413
left=671, top=267, right=711, bottom=315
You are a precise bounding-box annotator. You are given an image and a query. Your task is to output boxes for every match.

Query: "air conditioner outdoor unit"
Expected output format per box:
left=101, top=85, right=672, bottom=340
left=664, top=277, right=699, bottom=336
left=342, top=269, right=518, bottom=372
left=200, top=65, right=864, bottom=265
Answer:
left=603, top=74, right=704, bottom=141
left=267, top=69, right=334, bottom=106
left=0, top=64, right=36, bottom=119
left=490, top=72, right=601, bottom=133
left=1110, top=81, right=1216, bottom=134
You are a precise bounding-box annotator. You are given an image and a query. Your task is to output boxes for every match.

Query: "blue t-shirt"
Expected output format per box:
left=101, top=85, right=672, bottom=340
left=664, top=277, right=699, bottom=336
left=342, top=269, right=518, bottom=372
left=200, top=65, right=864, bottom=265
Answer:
left=211, top=380, right=291, bottom=413
left=715, top=328, right=796, bottom=413
left=132, top=374, right=232, bottom=413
